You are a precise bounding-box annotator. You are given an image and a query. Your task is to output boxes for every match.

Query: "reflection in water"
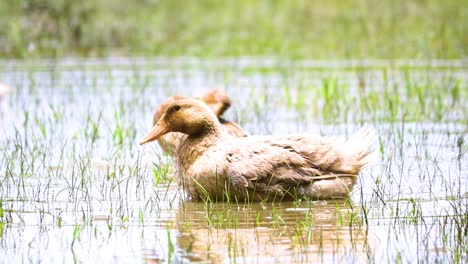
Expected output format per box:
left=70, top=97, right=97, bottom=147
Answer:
left=174, top=200, right=372, bottom=263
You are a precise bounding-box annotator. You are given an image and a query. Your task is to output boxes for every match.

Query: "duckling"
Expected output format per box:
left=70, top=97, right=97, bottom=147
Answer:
left=152, top=90, right=247, bottom=154
left=141, top=98, right=377, bottom=201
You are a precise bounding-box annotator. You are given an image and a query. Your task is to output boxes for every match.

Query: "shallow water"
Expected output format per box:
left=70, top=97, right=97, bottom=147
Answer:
left=0, top=58, right=467, bottom=263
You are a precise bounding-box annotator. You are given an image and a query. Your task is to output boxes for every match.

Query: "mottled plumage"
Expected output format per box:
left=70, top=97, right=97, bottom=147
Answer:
left=141, top=98, right=377, bottom=201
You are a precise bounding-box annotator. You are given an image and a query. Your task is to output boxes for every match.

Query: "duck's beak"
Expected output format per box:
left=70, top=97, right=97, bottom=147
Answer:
left=139, top=119, right=170, bottom=145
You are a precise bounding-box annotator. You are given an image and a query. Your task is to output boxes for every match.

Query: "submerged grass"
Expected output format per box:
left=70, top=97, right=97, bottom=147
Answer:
left=0, top=58, right=466, bottom=262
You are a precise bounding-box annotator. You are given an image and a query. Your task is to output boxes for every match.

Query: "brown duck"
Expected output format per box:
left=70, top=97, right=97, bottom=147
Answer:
left=141, top=98, right=377, bottom=201
left=152, top=89, right=247, bottom=154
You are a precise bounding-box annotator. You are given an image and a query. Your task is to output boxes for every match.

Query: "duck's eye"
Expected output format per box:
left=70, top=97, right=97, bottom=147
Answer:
left=172, top=105, right=181, bottom=112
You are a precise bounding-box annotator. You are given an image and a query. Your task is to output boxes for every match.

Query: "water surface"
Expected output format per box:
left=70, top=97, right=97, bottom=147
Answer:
left=0, top=58, right=466, bottom=263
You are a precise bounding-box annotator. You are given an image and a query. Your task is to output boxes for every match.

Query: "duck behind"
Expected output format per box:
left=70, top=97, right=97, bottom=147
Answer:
left=141, top=98, right=377, bottom=202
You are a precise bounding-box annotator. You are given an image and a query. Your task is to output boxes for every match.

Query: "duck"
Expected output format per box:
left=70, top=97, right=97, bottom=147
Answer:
left=141, top=98, right=377, bottom=202
left=152, top=89, right=247, bottom=154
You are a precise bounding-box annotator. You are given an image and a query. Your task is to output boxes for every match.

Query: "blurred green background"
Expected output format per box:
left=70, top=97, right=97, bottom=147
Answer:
left=0, top=0, right=466, bottom=58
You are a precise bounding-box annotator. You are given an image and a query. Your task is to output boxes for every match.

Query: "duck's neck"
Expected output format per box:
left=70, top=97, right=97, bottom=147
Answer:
left=176, top=120, right=224, bottom=161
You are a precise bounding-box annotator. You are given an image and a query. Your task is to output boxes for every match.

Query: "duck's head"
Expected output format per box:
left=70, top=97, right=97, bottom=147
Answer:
left=152, top=95, right=185, bottom=125
left=140, top=98, right=219, bottom=145
left=200, top=89, right=231, bottom=117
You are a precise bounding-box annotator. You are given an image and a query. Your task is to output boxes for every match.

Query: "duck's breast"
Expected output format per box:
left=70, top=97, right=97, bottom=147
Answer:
left=176, top=143, right=229, bottom=199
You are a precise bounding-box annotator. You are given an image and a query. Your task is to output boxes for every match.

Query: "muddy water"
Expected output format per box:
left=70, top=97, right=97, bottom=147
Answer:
left=0, top=58, right=466, bottom=263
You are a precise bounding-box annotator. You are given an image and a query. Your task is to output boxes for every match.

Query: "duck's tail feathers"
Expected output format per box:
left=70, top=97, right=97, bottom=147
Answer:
left=335, top=126, right=378, bottom=174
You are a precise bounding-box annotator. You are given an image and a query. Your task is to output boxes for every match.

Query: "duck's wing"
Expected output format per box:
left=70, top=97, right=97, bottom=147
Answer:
left=220, top=140, right=322, bottom=195
left=221, top=128, right=377, bottom=195
left=260, top=127, right=378, bottom=174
